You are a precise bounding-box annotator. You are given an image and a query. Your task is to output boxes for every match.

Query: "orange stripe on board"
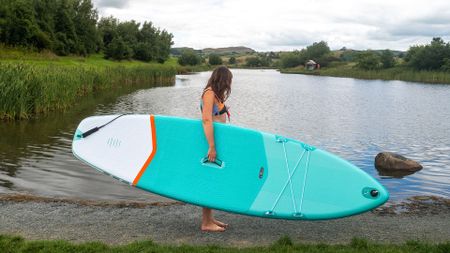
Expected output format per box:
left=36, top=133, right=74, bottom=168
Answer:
left=132, top=115, right=157, bottom=186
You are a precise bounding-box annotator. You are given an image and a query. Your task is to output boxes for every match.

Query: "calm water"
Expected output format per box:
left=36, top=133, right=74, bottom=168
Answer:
left=1, top=69, right=449, bottom=201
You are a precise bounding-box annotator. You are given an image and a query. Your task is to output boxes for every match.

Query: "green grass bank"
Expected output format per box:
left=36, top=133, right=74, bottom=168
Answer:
left=281, top=64, right=450, bottom=84
left=0, top=47, right=178, bottom=120
left=0, top=235, right=449, bottom=253
left=177, top=64, right=213, bottom=73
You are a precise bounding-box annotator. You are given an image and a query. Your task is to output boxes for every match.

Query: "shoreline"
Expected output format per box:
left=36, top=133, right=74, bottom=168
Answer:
left=1, top=193, right=449, bottom=214
left=280, top=67, right=450, bottom=85
left=1, top=193, right=449, bottom=246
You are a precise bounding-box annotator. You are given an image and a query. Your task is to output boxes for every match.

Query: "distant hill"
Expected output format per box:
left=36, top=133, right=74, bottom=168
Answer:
left=170, top=47, right=201, bottom=55
left=171, top=46, right=255, bottom=55
left=202, top=46, right=255, bottom=54
left=171, top=46, right=405, bottom=57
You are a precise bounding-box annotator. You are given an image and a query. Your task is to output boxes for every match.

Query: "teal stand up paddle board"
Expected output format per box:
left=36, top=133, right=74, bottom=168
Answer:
left=72, top=114, right=389, bottom=220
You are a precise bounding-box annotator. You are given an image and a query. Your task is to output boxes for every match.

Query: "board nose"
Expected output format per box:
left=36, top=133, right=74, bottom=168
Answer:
left=362, top=183, right=389, bottom=206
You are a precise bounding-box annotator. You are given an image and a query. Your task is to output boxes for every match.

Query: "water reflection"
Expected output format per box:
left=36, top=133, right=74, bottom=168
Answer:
left=0, top=83, right=173, bottom=202
left=376, top=168, right=419, bottom=178
left=1, top=69, right=449, bottom=201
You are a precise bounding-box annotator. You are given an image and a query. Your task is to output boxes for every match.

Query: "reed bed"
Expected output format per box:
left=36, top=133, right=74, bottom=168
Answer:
left=282, top=66, right=450, bottom=84
left=0, top=62, right=176, bottom=120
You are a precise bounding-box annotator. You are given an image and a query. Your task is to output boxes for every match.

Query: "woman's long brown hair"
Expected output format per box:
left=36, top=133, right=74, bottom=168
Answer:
left=203, top=66, right=232, bottom=102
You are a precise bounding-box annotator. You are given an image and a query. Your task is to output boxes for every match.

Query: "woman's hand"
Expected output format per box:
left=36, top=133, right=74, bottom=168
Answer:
left=207, top=146, right=217, bottom=162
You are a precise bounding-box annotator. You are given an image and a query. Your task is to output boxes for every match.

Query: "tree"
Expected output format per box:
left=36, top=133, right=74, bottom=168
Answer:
left=73, top=0, right=99, bottom=55
left=258, top=53, right=272, bottom=66
left=98, top=16, right=119, bottom=50
left=0, top=0, right=173, bottom=61
left=105, top=36, right=132, bottom=60
left=279, top=50, right=305, bottom=68
left=208, top=54, right=222, bottom=65
left=268, top=51, right=278, bottom=59
left=31, top=29, right=52, bottom=50
left=98, top=18, right=173, bottom=62
left=54, top=32, right=69, bottom=55
left=228, top=56, right=236, bottom=64
left=178, top=49, right=201, bottom=66
left=54, top=0, right=78, bottom=54
left=406, top=37, right=450, bottom=70
left=305, top=41, right=330, bottom=60
left=340, top=50, right=358, bottom=62
left=356, top=51, right=381, bottom=70
left=3, top=0, right=38, bottom=46
left=380, top=50, right=395, bottom=68
left=135, top=21, right=156, bottom=61
left=33, top=0, right=57, bottom=50
left=133, top=42, right=152, bottom=61
left=117, top=20, right=140, bottom=46
left=316, top=54, right=340, bottom=67
left=245, top=56, right=261, bottom=67
left=441, top=58, right=450, bottom=72
left=155, top=29, right=173, bottom=63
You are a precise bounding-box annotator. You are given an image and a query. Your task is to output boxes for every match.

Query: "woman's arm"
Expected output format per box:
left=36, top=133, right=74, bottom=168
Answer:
left=202, top=90, right=217, bottom=162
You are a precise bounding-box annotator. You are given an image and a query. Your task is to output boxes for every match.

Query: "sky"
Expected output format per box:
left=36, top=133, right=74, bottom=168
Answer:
left=93, top=0, right=450, bottom=52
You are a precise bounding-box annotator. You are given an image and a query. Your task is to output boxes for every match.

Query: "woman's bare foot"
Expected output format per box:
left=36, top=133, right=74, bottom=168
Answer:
left=201, top=222, right=225, bottom=232
left=213, top=219, right=228, bottom=228
left=202, top=208, right=227, bottom=232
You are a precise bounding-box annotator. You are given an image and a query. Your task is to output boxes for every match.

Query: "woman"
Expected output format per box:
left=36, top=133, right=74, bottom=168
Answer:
left=200, top=66, right=232, bottom=232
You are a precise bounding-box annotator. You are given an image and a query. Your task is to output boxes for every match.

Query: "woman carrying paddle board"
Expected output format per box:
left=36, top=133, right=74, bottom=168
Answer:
left=200, top=66, right=232, bottom=232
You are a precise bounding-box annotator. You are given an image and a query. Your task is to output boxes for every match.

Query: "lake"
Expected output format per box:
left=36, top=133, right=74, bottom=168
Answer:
left=1, top=69, right=449, bottom=201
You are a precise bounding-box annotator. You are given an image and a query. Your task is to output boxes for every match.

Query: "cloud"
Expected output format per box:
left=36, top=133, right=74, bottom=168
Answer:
left=95, top=0, right=130, bottom=9
left=366, top=10, right=450, bottom=49
left=93, top=0, right=450, bottom=51
left=269, top=32, right=314, bottom=46
left=387, top=24, right=450, bottom=38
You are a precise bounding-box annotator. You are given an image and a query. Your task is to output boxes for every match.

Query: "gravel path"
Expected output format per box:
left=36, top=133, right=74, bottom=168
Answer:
left=0, top=194, right=449, bottom=246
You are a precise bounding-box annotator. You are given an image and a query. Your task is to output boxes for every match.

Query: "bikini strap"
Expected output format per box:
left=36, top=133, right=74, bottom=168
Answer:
left=201, top=88, right=209, bottom=98
left=202, top=87, right=222, bottom=103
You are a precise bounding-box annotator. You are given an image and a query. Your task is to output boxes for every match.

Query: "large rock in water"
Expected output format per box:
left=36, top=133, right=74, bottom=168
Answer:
left=375, top=152, right=423, bottom=174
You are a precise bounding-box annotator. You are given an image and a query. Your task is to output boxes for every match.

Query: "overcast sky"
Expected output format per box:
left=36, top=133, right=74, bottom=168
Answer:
left=93, top=0, right=450, bottom=51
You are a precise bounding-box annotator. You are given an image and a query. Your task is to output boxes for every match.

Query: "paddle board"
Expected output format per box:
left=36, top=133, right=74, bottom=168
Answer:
left=72, top=114, right=389, bottom=220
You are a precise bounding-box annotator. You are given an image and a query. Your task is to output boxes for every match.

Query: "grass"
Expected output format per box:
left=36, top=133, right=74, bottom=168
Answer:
left=0, top=46, right=178, bottom=120
left=281, top=63, right=450, bottom=84
left=0, top=235, right=449, bottom=253
left=0, top=45, right=180, bottom=68
left=176, top=64, right=213, bottom=73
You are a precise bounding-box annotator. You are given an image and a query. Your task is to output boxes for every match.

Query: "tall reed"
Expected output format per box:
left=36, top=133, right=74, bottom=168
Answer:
left=0, top=62, right=176, bottom=120
left=281, top=66, right=450, bottom=84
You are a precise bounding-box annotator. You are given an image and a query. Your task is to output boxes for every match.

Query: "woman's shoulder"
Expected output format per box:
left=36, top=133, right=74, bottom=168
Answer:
left=202, top=88, right=215, bottom=97
left=202, top=87, right=223, bottom=104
